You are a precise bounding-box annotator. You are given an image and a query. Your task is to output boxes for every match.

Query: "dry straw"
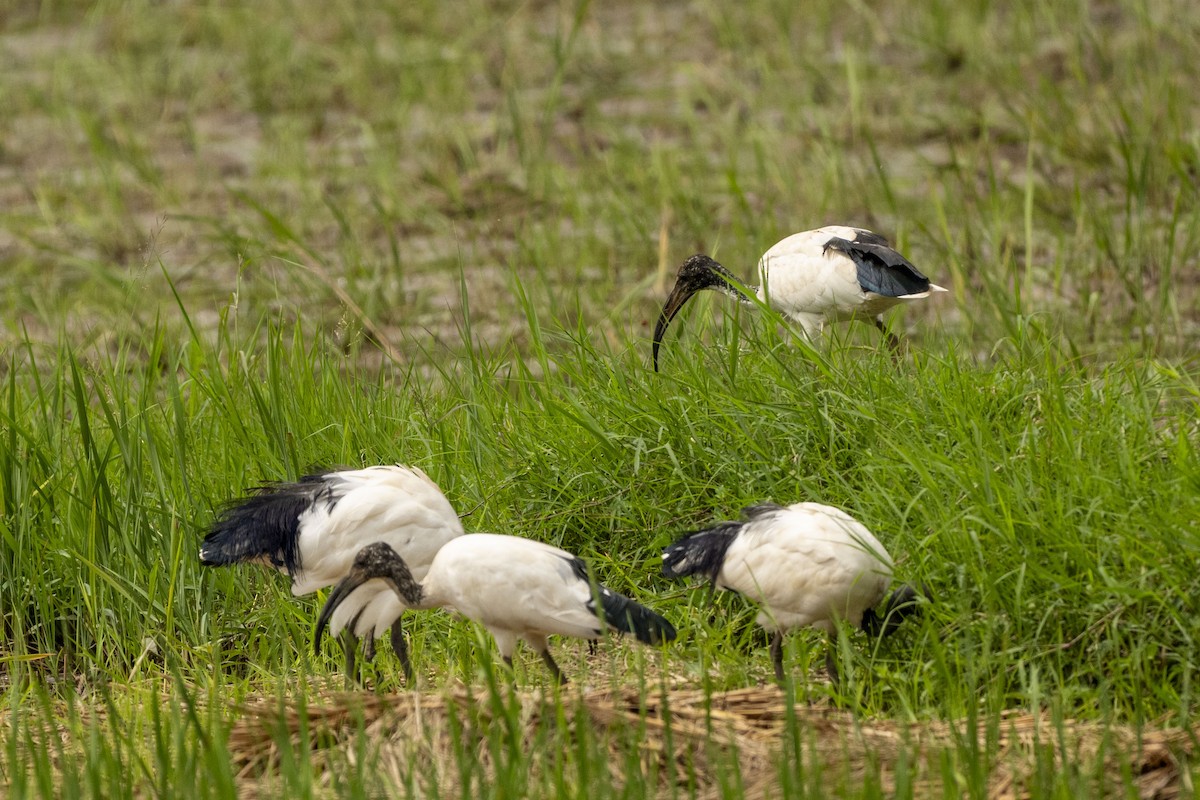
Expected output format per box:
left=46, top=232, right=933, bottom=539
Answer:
left=228, top=685, right=1196, bottom=798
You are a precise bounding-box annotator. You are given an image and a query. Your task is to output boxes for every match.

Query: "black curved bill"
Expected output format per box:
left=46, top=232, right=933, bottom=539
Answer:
left=652, top=280, right=702, bottom=372
left=314, top=571, right=372, bottom=655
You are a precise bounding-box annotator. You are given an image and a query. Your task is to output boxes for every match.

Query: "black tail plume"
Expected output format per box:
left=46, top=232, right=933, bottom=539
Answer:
left=661, top=521, right=742, bottom=584
left=861, top=583, right=926, bottom=638
left=598, top=588, right=677, bottom=645
left=199, top=473, right=333, bottom=574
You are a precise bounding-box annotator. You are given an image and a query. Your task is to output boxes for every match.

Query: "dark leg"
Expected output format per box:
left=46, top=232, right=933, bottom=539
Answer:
left=770, top=630, right=785, bottom=683
left=874, top=316, right=903, bottom=356
left=540, top=649, right=568, bottom=685
left=824, top=639, right=841, bottom=685
left=362, top=635, right=376, bottom=664
left=390, top=622, right=413, bottom=684
left=587, top=639, right=598, bottom=656
left=341, top=629, right=359, bottom=688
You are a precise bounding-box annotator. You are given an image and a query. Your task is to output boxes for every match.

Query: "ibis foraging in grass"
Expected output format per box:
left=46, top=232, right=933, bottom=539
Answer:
left=199, top=465, right=464, bottom=682
left=661, top=502, right=920, bottom=682
left=315, top=534, right=678, bottom=684
left=652, top=227, right=947, bottom=370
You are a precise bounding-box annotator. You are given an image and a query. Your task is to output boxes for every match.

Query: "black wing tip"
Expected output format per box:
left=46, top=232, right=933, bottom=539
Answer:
left=599, top=591, right=678, bottom=645
left=197, top=546, right=227, bottom=567
left=740, top=502, right=784, bottom=520
left=823, top=236, right=933, bottom=297
left=649, top=614, right=678, bottom=644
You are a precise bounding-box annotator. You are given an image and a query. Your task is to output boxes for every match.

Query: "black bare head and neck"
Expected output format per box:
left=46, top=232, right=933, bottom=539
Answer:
left=652, top=254, right=753, bottom=371
left=314, top=542, right=426, bottom=654
left=860, top=583, right=927, bottom=639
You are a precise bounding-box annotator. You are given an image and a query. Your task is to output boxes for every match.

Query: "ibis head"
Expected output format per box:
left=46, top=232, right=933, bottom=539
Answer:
left=653, top=254, right=749, bottom=371
left=314, top=542, right=424, bottom=654
left=860, top=582, right=928, bottom=638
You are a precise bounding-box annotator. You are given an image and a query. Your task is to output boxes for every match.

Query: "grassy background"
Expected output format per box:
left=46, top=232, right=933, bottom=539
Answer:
left=2, top=0, right=1199, bottom=796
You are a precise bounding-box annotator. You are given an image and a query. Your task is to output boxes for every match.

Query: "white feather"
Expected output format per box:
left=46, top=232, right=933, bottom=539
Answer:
left=756, top=227, right=946, bottom=337
left=420, top=534, right=608, bottom=658
left=291, top=465, right=463, bottom=595
left=715, top=502, right=893, bottom=634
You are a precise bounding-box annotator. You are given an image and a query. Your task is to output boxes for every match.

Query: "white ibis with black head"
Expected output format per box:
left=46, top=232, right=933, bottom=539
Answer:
left=662, top=502, right=921, bottom=682
left=652, top=226, right=946, bottom=369
left=199, top=465, right=464, bottom=682
left=315, top=534, right=678, bottom=684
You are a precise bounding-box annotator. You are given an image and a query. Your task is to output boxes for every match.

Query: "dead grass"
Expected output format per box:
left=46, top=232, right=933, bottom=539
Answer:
left=228, top=685, right=1197, bottom=799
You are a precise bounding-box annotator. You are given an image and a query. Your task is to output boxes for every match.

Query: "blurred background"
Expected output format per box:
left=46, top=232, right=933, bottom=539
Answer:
left=2, top=0, right=1197, bottom=363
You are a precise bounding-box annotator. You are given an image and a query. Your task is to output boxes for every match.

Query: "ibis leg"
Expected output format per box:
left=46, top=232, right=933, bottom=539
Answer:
left=824, top=633, right=842, bottom=684
left=361, top=634, right=376, bottom=664
left=540, top=649, right=568, bottom=685
left=341, top=630, right=360, bottom=688
left=874, top=316, right=903, bottom=355
left=391, top=622, right=413, bottom=683
left=770, top=630, right=785, bottom=683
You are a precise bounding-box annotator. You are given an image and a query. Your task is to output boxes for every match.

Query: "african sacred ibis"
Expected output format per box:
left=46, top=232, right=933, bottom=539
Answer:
left=652, top=227, right=947, bottom=370
left=315, top=534, right=677, bottom=684
left=662, top=502, right=920, bottom=682
left=199, top=465, right=464, bottom=682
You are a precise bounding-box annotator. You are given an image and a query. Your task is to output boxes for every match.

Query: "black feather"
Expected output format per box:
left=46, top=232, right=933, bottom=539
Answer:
left=598, top=588, right=677, bottom=645
left=851, top=229, right=891, bottom=247
left=740, top=502, right=784, bottom=521
left=823, top=237, right=933, bottom=297
left=564, top=556, right=591, bottom=585
left=661, top=521, right=743, bottom=584
left=199, top=472, right=339, bottom=575
left=562, top=557, right=677, bottom=645
left=860, top=583, right=925, bottom=637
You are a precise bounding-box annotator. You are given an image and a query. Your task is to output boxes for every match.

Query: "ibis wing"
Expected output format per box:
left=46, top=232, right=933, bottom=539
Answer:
left=849, top=229, right=891, bottom=247
left=720, top=504, right=892, bottom=630
left=823, top=237, right=932, bottom=298
left=292, top=466, right=464, bottom=595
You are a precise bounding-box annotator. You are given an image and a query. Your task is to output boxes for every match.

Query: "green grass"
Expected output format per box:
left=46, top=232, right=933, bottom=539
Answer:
left=2, top=0, right=1200, bottom=796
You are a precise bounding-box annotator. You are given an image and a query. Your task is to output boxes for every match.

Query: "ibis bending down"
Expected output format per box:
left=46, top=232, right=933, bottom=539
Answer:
left=661, top=502, right=920, bottom=682
left=652, top=227, right=947, bottom=370
left=199, top=465, right=464, bottom=682
left=315, top=534, right=677, bottom=684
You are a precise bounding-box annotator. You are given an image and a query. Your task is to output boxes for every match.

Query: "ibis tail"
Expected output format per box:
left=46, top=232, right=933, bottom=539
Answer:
left=596, top=585, right=677, bottom=645
left=199, top=474, right=330, bottom=572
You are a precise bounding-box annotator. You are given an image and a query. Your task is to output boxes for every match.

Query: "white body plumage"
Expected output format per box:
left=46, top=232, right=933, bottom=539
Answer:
left=316, top=533, right=677, bottom=683
left=755, top=227, right=946, bottom=338
left=288, top=466, right=464, bottom=641
left=662, top=501, right=915, bottom=681
left=652, top=226, right=946, bottom=369
left=200, top=464, right=464, bottom=678
left=711, top=503, right=893, bottom=634
left=420, top=534, right=630, bottom=659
